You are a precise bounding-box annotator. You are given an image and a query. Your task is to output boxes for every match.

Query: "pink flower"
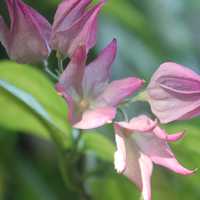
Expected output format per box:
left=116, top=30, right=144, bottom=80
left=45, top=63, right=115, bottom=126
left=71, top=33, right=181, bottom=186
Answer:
left=0, top=0, right=51, bottom=63
left=56, top=39, right=144, bottom=129
left=147, top=62, right=200, bottom=123
left=50, top=0, right=105, bottom=58
left=114, top=115, right=194, bottom=200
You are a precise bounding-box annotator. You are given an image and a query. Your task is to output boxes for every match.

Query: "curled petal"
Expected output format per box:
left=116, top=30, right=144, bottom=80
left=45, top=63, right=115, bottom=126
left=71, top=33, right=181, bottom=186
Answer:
left=117, top=115, right=157, bottom=133
left=133, top=130, right=193, bottom=175
left=153, top=127, right=185, bottom=142
left=152, top=154, right=194, bottom=175
left=114, top=116, right=194, bottom=200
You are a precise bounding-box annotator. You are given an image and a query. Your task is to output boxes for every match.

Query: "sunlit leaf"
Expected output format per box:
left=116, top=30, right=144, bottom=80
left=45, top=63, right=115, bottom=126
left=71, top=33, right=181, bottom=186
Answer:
left=0, top=61, right=72, bottom=146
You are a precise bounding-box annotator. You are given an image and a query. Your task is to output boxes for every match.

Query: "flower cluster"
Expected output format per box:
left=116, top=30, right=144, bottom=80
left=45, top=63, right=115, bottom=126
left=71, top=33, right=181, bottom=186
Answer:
left=1, top=1, right=199, bottom=200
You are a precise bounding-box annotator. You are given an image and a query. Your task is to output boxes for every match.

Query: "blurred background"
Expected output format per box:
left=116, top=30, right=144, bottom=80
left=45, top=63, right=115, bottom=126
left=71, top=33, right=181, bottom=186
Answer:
left=0, top=0, right=200, bottom=199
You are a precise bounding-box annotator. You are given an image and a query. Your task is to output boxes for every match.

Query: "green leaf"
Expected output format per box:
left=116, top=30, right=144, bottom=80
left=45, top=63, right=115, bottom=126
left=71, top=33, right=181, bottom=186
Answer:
left=0, top=80, right=52, bottom=123
left=0, top=61, right=72, bottom=146
left=82, top=132, right=115, bottom=162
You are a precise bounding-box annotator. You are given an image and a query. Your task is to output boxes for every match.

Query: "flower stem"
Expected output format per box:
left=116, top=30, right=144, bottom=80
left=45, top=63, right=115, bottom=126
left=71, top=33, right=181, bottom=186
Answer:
left=120, top=90, right=148, bottom=108
left=43, top=60, right=58, bottom=80
left=56, top=51, right=64, bottom=73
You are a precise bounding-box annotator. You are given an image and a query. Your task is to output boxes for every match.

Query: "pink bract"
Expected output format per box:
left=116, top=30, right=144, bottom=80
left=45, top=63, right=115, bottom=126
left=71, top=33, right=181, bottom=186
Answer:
left=147, top=62, right=200, bottom=123
left=50, top=0, right=105, bottom=58
left=114, top=115, right=194, bottom=200
left=56, top=39, right=144, bottom=129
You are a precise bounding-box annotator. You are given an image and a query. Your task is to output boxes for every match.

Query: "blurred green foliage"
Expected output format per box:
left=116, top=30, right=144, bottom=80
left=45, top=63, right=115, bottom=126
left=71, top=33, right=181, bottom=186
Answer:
left=0, top=0, right=200, bottom=200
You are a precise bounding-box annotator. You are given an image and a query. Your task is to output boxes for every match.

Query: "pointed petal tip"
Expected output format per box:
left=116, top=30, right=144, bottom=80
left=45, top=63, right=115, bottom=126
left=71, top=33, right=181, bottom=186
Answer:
left=107, top=38, right=117, bottom=53
left=112, top=38, right=117, bottom=44
left=178, top=167, right=196, bottom=176
left=166, top=131, right=185, bottom=142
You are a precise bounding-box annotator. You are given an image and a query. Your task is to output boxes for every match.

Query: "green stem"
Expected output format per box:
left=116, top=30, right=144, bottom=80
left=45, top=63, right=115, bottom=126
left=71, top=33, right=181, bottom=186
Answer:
left=43, top=60, right=58, bottom=80
left=73, top=129, right=82, bottom=149
left=45, top=125, right=76, bottom=190
left=48, top=125, right=91, bottom=199
left=56, top=51, right=64, bottom=73
left=120, top=90, right=148, bottom=108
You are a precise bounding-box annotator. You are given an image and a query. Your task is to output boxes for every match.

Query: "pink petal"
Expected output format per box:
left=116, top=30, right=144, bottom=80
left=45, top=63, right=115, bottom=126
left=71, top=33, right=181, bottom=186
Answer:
left=118, top=116, right=184, bottom=142
left=82, top=39, right=117, bottom=98
left=96, top=77, right=144, bottom=107
left=24, top=2, right=51, bottom=41
left=52, top=0, right=91, bottom=31
left=57, top=45, right=87, bottom=96
left=51, top=1, right=104, bottom=57
left=5, top=0, right=51, bottom=63
left=138, top=153, right=153, bottom=200
left=153, top=127, right=185, bottom=142
left=60, top=92, right=82, bottom=125
left=147, top=62, right=200, bottom=123
left=114, top=124, right=153, bottom=200
left=179, top=106, right=200, bottom=121
left=117, top=115, right=157, bottom=133
left=67, top=1, right=104, bottom=56
left=73, top=107, right=116, bottom=129
left=114, top=124, right=127, bottom=173
left=132, top=130, right=193, bottom=175
left=157, top=62, right=200, bottom=93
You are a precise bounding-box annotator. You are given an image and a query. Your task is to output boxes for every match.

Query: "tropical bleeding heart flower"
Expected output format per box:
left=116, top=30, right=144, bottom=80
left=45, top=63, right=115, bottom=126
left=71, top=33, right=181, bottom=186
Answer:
left=147, top=62, right=200, bottom=123
left=0, top=0, right=51, bottom=63
left=50, top=0, right=105, bottom=58
left=56, top=39, right=144, bottom=129
left=114, top=115, right=194, bottom=200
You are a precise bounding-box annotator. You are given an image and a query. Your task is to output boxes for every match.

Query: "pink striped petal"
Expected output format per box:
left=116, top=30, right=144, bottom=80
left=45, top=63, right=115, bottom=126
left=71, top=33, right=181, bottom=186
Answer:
left=147, top=62, right=200, bottom=123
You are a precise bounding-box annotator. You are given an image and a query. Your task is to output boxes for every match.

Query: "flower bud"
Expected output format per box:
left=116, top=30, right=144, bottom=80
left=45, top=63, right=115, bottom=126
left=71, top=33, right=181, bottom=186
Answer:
left=0, top=0, right=51, bottom=63
left=50, top=0, right=105, bottom=58
left=147, top=62, right=200, bottom=123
